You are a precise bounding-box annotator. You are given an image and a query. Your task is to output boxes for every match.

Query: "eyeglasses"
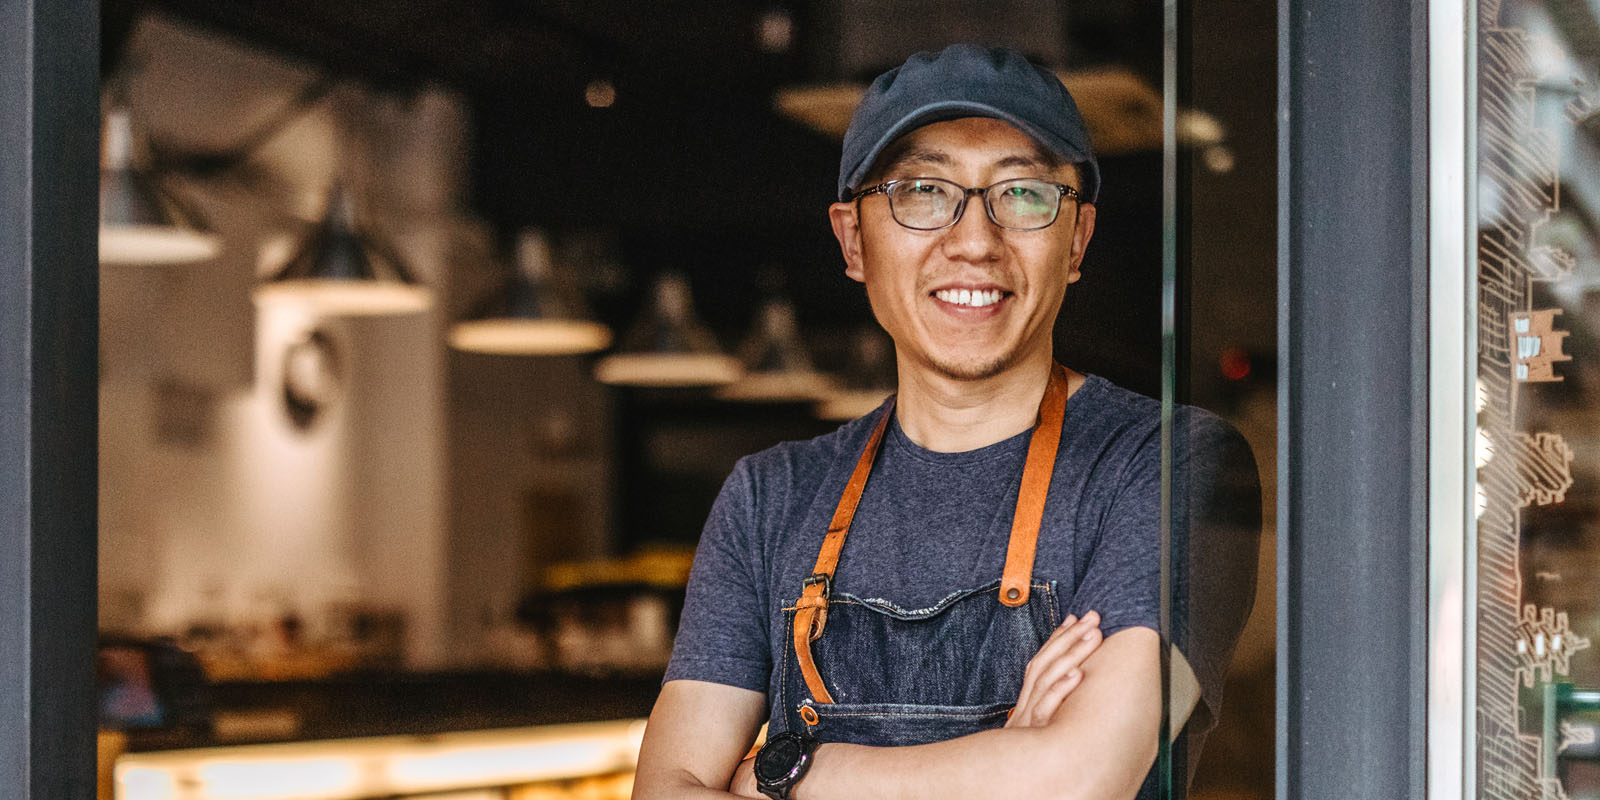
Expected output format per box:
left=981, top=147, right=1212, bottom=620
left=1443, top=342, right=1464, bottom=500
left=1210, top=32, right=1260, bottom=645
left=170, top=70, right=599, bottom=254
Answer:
left=851, top=177, right=1082, bottom=231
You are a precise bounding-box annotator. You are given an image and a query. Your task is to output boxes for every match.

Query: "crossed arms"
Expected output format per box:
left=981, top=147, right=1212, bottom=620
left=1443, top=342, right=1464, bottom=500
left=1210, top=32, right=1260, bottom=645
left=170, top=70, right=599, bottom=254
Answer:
left=633, top=615, right=1202, bottom=800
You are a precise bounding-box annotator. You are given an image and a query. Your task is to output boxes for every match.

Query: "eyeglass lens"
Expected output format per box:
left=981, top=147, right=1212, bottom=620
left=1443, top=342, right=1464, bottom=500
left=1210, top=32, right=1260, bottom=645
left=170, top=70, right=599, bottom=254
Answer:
left=886, top=178, right=1065, bottom=230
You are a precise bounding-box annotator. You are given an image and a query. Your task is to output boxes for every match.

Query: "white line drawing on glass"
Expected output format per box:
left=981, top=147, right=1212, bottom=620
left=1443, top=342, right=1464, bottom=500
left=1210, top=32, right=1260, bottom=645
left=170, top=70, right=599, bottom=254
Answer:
left=1516, top=605, right=1591, bottom=689
left=1478, top=2, right=1586, bottom=797
left=1558, top=720, right=1596, bottom=755
left=1513, top=432, right=1576, bottom=508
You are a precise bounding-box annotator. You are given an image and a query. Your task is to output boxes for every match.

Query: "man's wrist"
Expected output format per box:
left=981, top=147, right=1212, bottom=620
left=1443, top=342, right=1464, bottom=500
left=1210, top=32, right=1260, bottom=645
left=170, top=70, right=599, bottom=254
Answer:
left=754, top=731, right=821, bottom=799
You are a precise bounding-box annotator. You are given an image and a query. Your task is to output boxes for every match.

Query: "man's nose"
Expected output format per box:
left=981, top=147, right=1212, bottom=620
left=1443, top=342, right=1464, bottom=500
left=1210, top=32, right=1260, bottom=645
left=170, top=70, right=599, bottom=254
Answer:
left=940, top=192, right=1004, bottom=261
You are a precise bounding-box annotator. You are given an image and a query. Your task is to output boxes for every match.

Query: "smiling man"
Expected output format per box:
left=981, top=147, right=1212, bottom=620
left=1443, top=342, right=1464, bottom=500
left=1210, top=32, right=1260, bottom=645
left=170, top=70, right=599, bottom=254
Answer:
left=632, top=45, right=1260, bottom=800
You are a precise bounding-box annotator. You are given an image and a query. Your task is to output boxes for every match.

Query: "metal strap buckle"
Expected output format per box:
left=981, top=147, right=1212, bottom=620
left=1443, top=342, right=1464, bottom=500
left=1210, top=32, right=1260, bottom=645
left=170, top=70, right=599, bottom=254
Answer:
left=802, top=573, right=832, bottom=600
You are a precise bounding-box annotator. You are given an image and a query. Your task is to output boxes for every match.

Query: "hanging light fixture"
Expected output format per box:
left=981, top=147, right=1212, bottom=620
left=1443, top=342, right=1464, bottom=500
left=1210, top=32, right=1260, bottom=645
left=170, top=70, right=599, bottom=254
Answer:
left=715, top=298, right=834, bottom=402
left=449, top=229, right=612, bottom=356
left=254, top=182, right=431, bottom=316
left=814, top=327, right=897, bottom=421
left=98, top=102, right=221, bottom=266
left=594, top=272, right=742, bottom=387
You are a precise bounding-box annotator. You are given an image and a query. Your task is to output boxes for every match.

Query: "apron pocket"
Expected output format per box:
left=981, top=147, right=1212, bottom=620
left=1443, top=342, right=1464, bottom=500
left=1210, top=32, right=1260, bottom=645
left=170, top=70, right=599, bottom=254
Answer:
left=800, top=700, right=1013, bottom=747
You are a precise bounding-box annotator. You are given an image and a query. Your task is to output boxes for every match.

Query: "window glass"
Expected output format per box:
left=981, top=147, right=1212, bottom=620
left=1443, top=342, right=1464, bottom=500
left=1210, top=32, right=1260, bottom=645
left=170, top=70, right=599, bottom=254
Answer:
left=1476, top=2, right=1600, bottom=796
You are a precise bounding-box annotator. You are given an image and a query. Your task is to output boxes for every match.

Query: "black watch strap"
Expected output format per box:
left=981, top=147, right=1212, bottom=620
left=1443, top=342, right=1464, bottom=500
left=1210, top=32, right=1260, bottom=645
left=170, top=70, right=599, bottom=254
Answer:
left=754, top=731, right=819, bottom=800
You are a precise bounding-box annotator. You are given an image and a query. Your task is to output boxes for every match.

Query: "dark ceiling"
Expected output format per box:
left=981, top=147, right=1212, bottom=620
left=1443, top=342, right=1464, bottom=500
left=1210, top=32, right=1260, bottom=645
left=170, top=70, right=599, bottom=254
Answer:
left=99, top=1, right=1164, bottom=235
left=98, top=1, right=1276, bottom=399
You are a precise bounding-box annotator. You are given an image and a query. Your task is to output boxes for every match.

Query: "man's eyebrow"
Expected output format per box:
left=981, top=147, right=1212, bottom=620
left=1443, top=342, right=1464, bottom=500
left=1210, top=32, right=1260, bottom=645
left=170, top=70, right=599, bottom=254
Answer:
left=882, top=149, right=953, bottom=171
left=883, top=150, right=1062, bottom=174
left=994, top=153, right=1054, bottom=170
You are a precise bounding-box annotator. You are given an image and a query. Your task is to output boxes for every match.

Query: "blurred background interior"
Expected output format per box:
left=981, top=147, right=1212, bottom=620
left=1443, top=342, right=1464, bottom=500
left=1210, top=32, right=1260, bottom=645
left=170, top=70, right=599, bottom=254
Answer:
left=93, top=2, right=1278, bottom=798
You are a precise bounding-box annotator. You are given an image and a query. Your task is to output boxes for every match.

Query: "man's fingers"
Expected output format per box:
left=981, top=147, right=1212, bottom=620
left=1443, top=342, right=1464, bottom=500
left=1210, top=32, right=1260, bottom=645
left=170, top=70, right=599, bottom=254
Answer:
left=1033, top=611, right=1100, bottom=661
left=1023, top=628, right=1099, bottom=692
left=1025, top=617, right=1103, bottom=680
left=1027, top=668, right=1085, bottom=726
left=1010, top=667, right=1084, bottom=729
left=1010, top=611, right=1105, bottom=729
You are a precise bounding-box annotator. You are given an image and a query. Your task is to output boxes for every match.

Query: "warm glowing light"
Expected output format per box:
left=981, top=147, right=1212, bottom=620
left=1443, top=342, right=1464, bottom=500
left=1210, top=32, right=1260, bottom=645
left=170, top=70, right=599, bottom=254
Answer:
left=1177, top=109, right=1226, bottom=146
left=586, top=80, right=617, bottom=108
left=1475, top=482, right=1488, bottom=519
left=594, top=353, right=742, bottom=387
left=1475, top=377, right=1489, bottom=413
left=1218, top=347, right=1252, bottom=381
left=101, top=226, right=221, bottom=266
left=117, top=766, right=179, bottom=800
left=756, top=10, right=794, bottom=52
left=197, top=759, right=361, bottom=800
left=388, top=736, right=627, bottom=788
left=449, top=319, right=613, bottom=355
left=1202, top=145, right=1235, bottom=174
left=114, top=720, right=648, bottom=800
left=254, top=281, right=433, bottom=316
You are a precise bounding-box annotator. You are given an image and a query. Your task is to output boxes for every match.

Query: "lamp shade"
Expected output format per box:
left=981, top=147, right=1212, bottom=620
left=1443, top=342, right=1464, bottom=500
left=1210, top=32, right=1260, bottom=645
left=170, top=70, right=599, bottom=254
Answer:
left=254, top=183, right=431, bottom=316
left=449, top=229, right=612, bottom=356
left=594, top=273, right=741, bottom=387
left=99, top=106, right=220, bottom=266
left=715, top=299, right=834, bottom=403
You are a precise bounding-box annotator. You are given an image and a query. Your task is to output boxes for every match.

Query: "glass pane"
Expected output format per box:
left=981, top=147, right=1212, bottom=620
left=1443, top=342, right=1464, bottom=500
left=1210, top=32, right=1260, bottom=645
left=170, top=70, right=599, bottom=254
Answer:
left=1162, top=2, right=1277, bottom=799
left=1475, top=2, right=1600, bottom=797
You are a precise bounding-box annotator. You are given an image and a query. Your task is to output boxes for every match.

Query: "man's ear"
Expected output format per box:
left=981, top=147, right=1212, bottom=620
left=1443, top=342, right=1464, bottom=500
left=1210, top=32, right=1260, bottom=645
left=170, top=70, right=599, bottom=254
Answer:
left=829, top=202, right=867, bottom=284
left=1064, top=202, right=1097, bottom=285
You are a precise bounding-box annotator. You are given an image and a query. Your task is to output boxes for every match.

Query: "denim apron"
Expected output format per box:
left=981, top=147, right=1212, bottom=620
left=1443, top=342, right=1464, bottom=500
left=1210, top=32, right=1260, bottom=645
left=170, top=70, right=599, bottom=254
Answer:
left=779, top=364, right=1070, bottom=747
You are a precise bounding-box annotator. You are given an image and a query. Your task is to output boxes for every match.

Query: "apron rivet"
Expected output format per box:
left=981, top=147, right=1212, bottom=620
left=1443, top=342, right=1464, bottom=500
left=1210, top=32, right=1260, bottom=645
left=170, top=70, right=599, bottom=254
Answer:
left=1006, top=587, right=1020, bottom=601
left=799, top=705, right=820, bottom=726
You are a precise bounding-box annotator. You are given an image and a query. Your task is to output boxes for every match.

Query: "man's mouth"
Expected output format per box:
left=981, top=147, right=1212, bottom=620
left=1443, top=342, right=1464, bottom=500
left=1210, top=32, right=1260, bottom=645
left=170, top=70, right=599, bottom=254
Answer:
left=932, top=287, right=1009, bottom=308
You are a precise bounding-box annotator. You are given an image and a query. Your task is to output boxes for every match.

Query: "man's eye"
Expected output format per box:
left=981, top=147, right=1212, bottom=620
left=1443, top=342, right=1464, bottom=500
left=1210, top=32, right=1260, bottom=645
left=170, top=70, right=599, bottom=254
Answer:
left=905, top=182, right=943, bottom=194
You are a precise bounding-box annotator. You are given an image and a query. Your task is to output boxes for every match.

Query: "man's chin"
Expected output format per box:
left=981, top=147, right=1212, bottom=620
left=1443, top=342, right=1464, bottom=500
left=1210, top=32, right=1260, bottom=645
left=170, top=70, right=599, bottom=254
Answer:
left=925, top=352, right=1016, bottom=382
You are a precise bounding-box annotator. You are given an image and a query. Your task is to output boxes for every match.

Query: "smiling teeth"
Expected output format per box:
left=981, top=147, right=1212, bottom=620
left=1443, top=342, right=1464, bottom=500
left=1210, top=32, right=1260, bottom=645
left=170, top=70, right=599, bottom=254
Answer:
left=935, top=288, right=1004, bottom=307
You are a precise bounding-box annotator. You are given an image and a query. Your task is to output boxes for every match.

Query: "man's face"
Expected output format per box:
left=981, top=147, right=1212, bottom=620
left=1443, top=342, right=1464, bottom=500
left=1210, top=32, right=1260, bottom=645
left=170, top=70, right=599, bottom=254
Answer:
left=829, top=117, right=1096, bottom=383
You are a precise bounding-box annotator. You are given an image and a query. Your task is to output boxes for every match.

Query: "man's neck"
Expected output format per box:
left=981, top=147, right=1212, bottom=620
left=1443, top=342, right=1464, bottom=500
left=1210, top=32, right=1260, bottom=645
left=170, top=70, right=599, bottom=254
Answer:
left=893, top=352, right=1079, bottom=453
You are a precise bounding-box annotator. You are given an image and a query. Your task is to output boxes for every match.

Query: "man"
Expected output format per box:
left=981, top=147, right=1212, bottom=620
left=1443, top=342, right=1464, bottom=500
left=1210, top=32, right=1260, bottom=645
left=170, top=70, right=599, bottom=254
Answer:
left=633, top=44, right=1259, bottom=800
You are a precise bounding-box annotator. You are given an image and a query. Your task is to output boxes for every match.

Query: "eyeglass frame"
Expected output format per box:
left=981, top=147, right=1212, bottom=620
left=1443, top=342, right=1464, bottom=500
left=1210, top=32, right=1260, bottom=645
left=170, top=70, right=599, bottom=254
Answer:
left=849, top=177, right=1084, bottom=232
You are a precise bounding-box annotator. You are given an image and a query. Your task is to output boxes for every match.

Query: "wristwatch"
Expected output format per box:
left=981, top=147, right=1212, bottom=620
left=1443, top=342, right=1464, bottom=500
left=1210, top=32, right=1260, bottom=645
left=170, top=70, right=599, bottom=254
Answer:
left=753, top=730, right=820, bottom=800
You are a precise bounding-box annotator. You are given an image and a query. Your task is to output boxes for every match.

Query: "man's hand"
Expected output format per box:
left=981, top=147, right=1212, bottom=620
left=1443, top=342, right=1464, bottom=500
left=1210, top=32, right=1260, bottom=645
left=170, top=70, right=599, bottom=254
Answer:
left=1004, top=610, right=1103, bottom=729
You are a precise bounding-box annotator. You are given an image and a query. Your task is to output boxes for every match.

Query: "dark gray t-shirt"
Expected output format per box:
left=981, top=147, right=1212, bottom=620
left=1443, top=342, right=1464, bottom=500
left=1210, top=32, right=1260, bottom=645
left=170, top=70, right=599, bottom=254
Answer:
left=665, top=374, right=1260, bottom=750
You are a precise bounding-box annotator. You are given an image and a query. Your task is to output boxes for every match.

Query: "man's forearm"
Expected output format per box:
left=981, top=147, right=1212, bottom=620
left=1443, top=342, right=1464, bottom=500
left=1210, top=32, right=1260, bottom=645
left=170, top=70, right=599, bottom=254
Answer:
left=796, top=724, right=1153, bottom=800
left=633, top=772, right=750, bottom=800
left=791, top=629, right=1163, bottom=800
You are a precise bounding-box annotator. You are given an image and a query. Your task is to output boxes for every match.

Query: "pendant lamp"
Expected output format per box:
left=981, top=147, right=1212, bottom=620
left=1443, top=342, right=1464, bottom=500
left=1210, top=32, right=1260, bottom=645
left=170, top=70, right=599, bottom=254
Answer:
left=814, top=328, right=897, bottom=421
left=594, top=272, right=742, bottom=387
left=715, top=299, right=834, bottom=402
left=99, top=104, right=221, bottom=266
left=449, top=229, right=612, bottom=356
left=254, top=183, right=431, bottom=316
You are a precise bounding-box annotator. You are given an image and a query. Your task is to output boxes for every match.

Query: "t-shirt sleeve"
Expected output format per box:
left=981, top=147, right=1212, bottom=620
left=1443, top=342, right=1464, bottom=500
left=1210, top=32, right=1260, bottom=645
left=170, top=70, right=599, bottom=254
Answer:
left=1171, top=409, right=1262, bottom=732
left=1064, top=421, right=1163, bottom=639
left=1065, top=408, right=1262, bottom=736
left=663, top=458, right=773, bottom=693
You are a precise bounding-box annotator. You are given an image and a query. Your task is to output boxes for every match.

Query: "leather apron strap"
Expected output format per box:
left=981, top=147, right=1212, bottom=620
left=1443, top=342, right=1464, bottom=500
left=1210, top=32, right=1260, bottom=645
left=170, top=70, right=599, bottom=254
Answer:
left=793, top=364, right=1071, bottom=705
left=792, top=399, right=894, bottom=704
left=998, top=363, right=1069, bottom=607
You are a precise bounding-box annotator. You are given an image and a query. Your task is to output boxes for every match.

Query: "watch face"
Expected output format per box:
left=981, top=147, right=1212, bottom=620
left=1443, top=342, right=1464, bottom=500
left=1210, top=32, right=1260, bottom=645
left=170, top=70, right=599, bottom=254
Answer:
left=755, top=734, right=804, bottom=783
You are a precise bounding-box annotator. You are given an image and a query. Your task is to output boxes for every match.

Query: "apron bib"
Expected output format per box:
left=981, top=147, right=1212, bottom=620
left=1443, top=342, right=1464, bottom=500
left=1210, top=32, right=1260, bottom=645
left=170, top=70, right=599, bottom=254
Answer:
left=779, top=364, right=1071, bottom=748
